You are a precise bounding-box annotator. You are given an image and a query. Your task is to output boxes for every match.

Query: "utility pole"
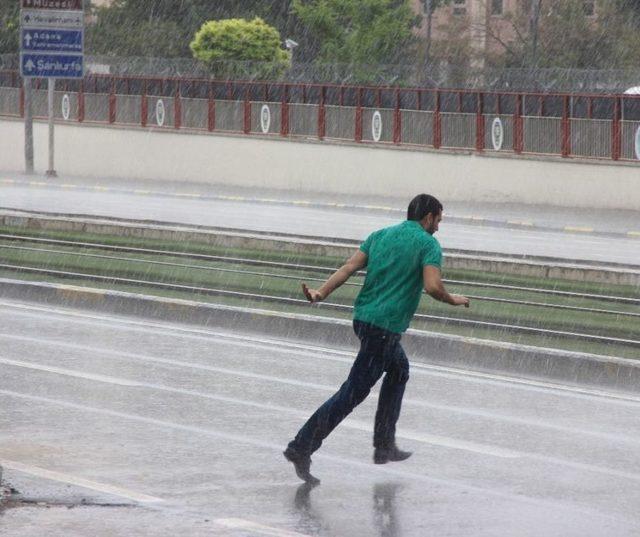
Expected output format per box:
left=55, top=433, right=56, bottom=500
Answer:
left=24, top=77, right=34, bottom=174
left=529, top=0, right=542, bottom=67
left=423, top=0, right=433, bottom=63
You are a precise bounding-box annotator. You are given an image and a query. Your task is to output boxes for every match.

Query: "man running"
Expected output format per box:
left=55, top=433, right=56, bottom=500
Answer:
left=284, top=194, right=469, bottom=484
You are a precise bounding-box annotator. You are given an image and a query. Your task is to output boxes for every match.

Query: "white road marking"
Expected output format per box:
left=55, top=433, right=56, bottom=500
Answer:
left=6, top=352, right=640, bottom=479
left=0, top=459, right=163, bottom=504
left=0, top=387, right=638, bottom=525
left=1, top=300, right=639, bottom=405
left=0, top=357, right=142, bottom=387
left=564, top=226, right=594, bottom=233
left=4, top=332, right=639, bottom=446
left=0, top=354, right=519, bottom=459
left=215, top=518, right=312, bottom=536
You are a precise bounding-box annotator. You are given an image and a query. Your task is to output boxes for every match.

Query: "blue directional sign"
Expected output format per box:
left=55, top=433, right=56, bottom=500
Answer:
left=21, top=53, right=83, bottom=78
left=20, top=5, right=84, bottom=79
left=22, top=28, right=82, bottom=53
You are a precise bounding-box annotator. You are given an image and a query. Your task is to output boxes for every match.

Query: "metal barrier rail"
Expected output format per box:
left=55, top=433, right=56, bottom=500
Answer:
left=1, top=236, right=638, bottom=306
left=0, top=234, right=640, bottom=305
left=3, top=229, right=639, bottom=269
left=0, top=262, right=638, bottom=348
left=1, top=70, right=640, bottom=162
left=2, top=243, right=640, bottom=319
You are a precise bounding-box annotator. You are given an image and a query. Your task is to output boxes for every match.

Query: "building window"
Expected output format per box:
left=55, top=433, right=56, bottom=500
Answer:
left=583, top=1, right=595, bottom=16
left=453, top=0, right=466, bottom=15
left=491, top=0, right=503, bottom=15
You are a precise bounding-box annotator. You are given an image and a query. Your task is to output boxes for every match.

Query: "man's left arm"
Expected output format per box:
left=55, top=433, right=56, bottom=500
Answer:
left=302, top=250, right=368, bottom=303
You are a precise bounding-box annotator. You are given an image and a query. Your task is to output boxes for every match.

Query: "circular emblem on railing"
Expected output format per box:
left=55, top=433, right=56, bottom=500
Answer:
left=156, top=99, right=165, bottom=127
left=260, top=105, right=271, bottom=134
left=371, top=111, right=382, bottom=142
left=491, top=117, right=504, bottom=151
left=61, top=94, right=70, bottom=121
left=635, top=126, right=640, bottom=160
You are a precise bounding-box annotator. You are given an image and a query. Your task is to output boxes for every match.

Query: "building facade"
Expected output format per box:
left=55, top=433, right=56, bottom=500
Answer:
left=411, top=0, right=597, bottom=66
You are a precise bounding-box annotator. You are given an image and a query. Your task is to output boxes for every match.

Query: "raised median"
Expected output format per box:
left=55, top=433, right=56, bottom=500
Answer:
left=0, top=214, right=638, bottom=369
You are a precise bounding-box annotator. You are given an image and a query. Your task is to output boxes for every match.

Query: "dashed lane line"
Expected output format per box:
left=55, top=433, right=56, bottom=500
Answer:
left=564, top=226, right=595, bottom=233
left=507, top=220, right=534, bottom=226
left=5, top=177, right=636, bottom=236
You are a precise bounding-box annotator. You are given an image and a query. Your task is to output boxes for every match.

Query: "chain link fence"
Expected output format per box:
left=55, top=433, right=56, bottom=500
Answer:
left=2, top=53, right=640, bottom=93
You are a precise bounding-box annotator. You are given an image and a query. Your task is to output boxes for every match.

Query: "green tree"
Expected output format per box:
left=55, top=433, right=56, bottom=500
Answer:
left=87, top=0, right=298, bottom=58
left=190, top=17, right=291, bottom=78
left=0, top=3, right=19, bottom=55
left=292, top=0, right=419, bottom=81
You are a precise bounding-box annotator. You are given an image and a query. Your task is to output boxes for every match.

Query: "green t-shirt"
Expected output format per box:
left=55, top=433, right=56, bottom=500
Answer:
left=353, top=220, right=442, bottom=333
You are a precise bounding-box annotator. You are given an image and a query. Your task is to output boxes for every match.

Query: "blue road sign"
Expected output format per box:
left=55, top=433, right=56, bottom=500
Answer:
left=22, top=28, right=82, bottom=53
left=21, top=53, right=83, bottom=78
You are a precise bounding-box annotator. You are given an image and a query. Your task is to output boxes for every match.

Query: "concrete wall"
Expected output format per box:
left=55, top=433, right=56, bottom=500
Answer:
left=2, top=118, right=639, bottom=210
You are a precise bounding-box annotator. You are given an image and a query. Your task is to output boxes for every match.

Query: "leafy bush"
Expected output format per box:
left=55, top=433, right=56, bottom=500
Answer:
left=190, top=17, right=291, bottom=79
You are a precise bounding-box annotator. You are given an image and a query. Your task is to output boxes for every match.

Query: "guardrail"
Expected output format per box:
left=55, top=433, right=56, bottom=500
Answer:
left=1, top=70, right=640, bottom=162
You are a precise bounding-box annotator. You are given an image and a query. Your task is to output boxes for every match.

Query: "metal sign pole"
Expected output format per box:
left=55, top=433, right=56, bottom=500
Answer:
left=24, top=77, right=34, bottom=174
left=46, top=78, right=57, bottom=177
left=20, top=0, right=84, bottom=179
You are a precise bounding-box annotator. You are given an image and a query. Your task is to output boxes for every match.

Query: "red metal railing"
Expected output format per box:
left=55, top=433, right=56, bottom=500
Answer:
left=1, top=69, right=639, bottom=162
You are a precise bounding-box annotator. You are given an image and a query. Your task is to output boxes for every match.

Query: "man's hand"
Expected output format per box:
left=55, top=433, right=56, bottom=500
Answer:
left=302, top=283, right=324, bottom=303
left=451, top=294, right=470, bottom=308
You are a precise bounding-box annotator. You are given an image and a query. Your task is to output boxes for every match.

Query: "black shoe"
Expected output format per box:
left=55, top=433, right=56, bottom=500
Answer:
left=283, top=447, right=321, bottom=485
left=373, top=445, right=412, bottom=465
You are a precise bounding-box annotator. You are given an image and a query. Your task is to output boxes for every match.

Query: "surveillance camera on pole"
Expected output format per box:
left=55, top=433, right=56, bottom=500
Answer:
left=285, top=39, right=299, bottom=67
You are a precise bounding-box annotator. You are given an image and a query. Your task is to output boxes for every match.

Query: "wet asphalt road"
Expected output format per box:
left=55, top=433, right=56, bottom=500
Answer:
left=1, top=181, right=640, bottom=265
left=1, top=299, right=640, bottom=536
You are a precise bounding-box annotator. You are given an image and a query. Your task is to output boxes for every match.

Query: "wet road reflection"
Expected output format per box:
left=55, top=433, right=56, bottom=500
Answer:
left=291, top=481, right=404, bottom=537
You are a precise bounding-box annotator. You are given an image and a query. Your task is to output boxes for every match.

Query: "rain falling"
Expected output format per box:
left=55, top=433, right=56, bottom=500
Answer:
left=0, top=1, right=640, bottom=535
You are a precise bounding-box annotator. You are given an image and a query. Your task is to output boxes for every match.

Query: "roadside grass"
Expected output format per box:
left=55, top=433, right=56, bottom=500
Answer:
left=0, top=226, right=638, bottom=359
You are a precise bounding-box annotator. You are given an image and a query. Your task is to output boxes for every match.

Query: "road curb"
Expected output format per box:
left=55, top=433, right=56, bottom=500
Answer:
left=1, top=277, right=638, bottom=394
left=1, top=210, right=638, bottom=286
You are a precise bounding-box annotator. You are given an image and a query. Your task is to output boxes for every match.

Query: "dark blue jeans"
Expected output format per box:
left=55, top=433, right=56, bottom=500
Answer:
left=288, top=320, right=410, bottom=455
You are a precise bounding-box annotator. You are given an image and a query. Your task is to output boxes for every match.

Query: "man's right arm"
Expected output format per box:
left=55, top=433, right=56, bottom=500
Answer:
left=302, top=250, right=368, bottom=303
left=423, top=266, right=470, bottom=307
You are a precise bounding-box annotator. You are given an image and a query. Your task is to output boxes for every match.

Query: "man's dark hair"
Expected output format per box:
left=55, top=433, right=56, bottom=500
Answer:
left=407, top=194, right=443, bottom=221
